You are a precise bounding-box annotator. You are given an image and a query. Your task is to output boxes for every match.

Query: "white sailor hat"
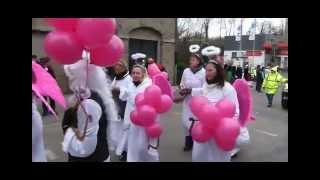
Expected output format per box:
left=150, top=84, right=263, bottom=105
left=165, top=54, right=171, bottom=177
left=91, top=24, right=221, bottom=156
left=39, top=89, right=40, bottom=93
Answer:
left=131, top=53, right=147, bottom=60
left=201, top=46, right=221, bottom=57
left=189, top=44, right=200, bottom=53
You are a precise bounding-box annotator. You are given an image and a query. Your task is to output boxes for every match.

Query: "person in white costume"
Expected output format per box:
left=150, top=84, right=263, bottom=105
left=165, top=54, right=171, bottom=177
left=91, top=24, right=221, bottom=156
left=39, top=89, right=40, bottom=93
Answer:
left=202, top=46, right=250, bottom=158
left=190, top=60, right=239, bottom=162
left=32, top=95, right=47, bottom=162
left=118, top=64, right=159, bottom=162
left=178, top=53, right=206, bottom=151
left=32, top=68, right=47, bottom=162
left=110, top=60, right=132, bottom=161
left=63, top=59, right=118, bottom=162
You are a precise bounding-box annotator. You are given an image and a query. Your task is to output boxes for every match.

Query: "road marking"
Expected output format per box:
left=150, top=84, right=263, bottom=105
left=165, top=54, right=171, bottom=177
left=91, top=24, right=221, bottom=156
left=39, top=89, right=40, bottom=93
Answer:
left=46, top=149, right=57, bottom=160
left=255, top=129, right=278, bottom=137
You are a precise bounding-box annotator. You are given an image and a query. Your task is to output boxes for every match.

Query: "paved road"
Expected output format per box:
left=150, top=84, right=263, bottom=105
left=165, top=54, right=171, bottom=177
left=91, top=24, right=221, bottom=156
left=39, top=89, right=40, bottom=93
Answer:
left=39, top=83, right=288, bottom=162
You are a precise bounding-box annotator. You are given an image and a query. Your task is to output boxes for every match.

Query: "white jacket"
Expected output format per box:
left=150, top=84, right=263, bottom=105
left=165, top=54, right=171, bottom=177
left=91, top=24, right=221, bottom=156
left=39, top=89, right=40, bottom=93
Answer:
left=179, top=68, right=206, bottom=136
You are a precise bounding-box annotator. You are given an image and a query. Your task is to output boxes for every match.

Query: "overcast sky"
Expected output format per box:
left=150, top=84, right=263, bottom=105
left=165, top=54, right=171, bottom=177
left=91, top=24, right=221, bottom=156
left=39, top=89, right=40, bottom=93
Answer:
left=178, top=18, right=286, bottom=38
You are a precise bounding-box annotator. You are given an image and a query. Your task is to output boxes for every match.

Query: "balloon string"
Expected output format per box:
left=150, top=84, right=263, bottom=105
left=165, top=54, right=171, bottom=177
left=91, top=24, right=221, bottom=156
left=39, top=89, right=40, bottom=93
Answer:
left=86, top=51, right=89, bottom=89
left=75, top=92, right=91, bottom=138
left=75, top=92, right=90, bottom=119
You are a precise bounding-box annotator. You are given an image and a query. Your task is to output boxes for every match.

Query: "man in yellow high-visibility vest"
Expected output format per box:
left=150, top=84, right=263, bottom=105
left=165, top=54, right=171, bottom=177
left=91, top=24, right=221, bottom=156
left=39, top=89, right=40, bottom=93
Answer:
left=262, top=66, right=288, bottom=107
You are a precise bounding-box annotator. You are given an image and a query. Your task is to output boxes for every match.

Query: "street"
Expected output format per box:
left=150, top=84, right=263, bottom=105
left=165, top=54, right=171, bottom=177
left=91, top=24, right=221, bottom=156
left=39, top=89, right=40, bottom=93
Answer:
left=39, top=83, right=288, bottom=162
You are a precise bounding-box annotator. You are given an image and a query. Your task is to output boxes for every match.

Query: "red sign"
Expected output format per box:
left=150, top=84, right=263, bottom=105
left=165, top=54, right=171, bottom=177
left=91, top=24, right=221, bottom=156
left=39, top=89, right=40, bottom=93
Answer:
left=246, top=50, right=262, bottom=56
left=278, top=49, right=288, bottom=55
left=277, top=42, right=288, bottom=49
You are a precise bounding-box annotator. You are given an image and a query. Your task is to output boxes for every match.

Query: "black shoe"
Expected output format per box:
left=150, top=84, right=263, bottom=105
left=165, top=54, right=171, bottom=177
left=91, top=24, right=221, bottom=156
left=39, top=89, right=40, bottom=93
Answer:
left=183, top=136, right=193, bottom=151
left=267, top=104, right=272, bottom=108
left=119, top=151, right=127, bottom=162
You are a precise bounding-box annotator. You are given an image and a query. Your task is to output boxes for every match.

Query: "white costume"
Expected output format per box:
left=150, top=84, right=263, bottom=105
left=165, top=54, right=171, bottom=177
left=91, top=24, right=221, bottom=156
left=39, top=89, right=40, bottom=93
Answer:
left=62, top=99, right=101, bottom=158
left=64, top=60, right=119, bottom=160
left=191, top=81, right=240, bottom=162
left=180, top=67, right=206, bottom=135
left=32, top=98, right=47, bottom=162
left=110, top=73, right=133, bottom=156
left=119, top=77, right=159, bottom=162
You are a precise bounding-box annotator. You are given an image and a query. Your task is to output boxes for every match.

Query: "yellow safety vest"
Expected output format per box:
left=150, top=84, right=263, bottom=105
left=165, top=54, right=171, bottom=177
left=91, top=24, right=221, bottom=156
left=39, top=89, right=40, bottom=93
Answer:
left=262, top=72, right=287, bottom=94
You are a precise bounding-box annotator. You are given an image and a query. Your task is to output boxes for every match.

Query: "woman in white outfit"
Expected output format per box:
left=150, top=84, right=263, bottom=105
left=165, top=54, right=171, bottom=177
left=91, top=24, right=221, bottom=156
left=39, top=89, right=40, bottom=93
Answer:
left=201, top=46, right=250, bottom=159
left=110, top=60, right=132, bottom=161
left=178, top=54, right=206, bottom=151
left=119, top=64, right=160, bottom=162
left=190, top=60, right=240, bottom=162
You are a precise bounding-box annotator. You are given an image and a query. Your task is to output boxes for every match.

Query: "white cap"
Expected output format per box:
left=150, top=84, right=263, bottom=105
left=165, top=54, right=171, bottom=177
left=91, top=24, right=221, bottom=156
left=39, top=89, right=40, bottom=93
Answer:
left=131, top=53, right=146, bottom=60
left=201, top=46, right=221, bottom=57
left=189, top=44, right=200, bottom=53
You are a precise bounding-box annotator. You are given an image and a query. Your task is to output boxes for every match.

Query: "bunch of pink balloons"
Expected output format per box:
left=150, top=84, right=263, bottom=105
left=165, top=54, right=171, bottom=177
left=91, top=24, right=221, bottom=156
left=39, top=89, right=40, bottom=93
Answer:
left=130, top=85, right=173, bottom=138
left=189, top=96, right=240, bottom=151
left=43, top=18, right=124, bottom=67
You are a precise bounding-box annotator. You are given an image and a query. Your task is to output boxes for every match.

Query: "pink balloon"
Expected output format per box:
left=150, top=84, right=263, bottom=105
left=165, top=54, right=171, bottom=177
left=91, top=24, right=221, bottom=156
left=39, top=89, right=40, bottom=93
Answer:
left=130, top=110, right=143, bottom=126
left=44, top=30, right=83, bottom=65
left=135, top=92, right=145, bottom=108
left=145, top=123, right=163, bottom=138
left=156, top=94, right=173, bottom=113
left=45, top=18, right=79, bottom=32
left=90, top=35, right=124, bottom=67
left=152, top=74, right=173, bottom=99
left=76, top=18, right=116, bottom=49
left=160, top=72, right=168, bottom=80
left=144, top=85, right=162, bottom=109
left=137, top=105, right=157, bottom=127
left=191, top=121, right=212, bottom=143
left=198, top=104, right=222, bottom=132
left=214, top=117, right=240, bottom=151
left=189, top=96, right=209, bottom=118
left=216, top=98, right=236, bottom=118
left=147, top=63, right=161, bottom=77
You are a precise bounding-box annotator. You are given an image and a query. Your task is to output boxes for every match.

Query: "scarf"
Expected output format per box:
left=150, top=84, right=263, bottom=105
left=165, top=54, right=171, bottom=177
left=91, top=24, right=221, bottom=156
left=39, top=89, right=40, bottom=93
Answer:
left=190, top=66, right=202, bottom=74
left=133, top=81, right=142, bottom=87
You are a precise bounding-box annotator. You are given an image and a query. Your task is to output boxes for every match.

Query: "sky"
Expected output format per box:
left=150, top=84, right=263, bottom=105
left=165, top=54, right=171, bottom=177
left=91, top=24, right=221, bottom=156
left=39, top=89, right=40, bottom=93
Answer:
left=178, top=18, right=286, bottom=38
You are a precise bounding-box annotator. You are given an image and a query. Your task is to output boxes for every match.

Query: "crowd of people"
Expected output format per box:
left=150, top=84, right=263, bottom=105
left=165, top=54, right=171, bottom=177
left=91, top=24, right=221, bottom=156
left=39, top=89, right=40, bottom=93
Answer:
left=223, top=62, right=287, bottom=108
left=32, top=47, right=287, bottom=162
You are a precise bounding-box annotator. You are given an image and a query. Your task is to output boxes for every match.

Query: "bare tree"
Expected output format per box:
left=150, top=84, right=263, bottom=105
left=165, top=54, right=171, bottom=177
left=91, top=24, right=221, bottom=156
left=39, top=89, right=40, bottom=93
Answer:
left=177, top=18, right=191, bottom=38
left=259, top=21, right=272, bottom=34
left=225, top=18, right=236, bottom=36
left=202, top=18, right=211, bottom=42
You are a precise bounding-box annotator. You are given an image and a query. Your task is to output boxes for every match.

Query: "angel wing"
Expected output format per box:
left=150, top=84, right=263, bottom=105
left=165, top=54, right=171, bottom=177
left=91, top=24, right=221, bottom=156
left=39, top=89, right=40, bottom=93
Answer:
left=232, top=79, right=255, bottom=127
left=32, top=61, right=66, bottom=111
